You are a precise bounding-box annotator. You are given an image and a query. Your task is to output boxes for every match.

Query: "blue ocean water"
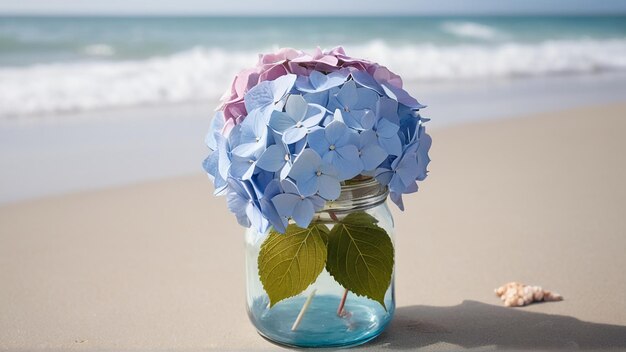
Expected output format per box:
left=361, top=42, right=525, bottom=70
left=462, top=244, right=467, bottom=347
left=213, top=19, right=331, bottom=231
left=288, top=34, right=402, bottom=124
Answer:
left=0, top=16, right=625, bottom=116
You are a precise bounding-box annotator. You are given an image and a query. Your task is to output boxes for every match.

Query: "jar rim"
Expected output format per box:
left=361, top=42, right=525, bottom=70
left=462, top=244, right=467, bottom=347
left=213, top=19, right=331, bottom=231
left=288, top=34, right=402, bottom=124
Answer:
left=321, top=176, right=389, bottom=213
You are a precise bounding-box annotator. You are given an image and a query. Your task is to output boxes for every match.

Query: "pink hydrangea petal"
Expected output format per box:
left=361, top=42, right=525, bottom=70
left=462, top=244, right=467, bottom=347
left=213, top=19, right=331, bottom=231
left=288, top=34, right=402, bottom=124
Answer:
left=224, top=100, right=246, bottom=121
left=287, top=61, right=310, bottom=76
left=325, top=46, right=346, bottom=56
left=234, top=68, right=256, bottom=96
left=259, top=64, right=289, bottom=82
left=372, top=65, right=404, bottom=89
left=260, top=48, right=302, bottom=64
left=218, top=47, right=406, bottom=128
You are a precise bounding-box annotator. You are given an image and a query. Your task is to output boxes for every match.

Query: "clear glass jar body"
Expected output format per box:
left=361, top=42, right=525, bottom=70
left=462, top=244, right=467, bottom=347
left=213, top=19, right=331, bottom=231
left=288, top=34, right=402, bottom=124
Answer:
left=244, top=178, right=395, bottom=348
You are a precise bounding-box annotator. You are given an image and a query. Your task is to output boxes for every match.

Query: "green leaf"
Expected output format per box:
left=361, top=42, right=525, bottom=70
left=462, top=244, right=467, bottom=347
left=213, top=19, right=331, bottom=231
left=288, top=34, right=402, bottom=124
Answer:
left=258, top=223, right=329, bottom=307
left=326, top=212, right=394, bottom=310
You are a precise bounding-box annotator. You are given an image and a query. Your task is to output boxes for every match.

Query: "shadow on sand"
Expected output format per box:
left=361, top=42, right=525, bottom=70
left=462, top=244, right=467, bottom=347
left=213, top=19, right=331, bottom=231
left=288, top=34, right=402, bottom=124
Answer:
left=371, top=300, right=626, bottom=350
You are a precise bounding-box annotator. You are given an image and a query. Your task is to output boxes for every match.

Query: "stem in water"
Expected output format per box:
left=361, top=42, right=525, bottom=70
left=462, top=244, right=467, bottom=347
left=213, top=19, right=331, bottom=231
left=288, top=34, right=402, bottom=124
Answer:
left=337, top=288, right=349, bottom=317
left=291, top=289, right=316, bottom=331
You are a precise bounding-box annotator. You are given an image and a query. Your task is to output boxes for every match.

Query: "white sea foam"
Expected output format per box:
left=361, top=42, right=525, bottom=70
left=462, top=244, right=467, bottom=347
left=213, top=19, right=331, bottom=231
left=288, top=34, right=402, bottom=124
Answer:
left=82, top=44, right=116, bottom=57
left=2, top=39, right=626, bottom=117
left=441, top=21, right=504, bottom=40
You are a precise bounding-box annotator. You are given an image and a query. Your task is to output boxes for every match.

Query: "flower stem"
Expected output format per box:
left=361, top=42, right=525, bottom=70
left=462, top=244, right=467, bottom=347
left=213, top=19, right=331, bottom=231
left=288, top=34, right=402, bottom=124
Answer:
left=328, top=210, right=350, bottom=318
left=291, top=289, right=316, bottom=331
left=337, top=288, right=349, bottom=317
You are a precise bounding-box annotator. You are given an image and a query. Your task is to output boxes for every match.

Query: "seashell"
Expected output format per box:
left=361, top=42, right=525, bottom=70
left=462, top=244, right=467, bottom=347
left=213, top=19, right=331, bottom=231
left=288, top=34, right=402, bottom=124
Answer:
left=494, top=282, right=563, bottom=307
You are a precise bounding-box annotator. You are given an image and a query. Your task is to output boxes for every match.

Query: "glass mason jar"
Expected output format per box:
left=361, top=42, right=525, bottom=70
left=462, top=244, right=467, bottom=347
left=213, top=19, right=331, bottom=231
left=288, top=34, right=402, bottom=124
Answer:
left=244, top=177, right=395, bottom=348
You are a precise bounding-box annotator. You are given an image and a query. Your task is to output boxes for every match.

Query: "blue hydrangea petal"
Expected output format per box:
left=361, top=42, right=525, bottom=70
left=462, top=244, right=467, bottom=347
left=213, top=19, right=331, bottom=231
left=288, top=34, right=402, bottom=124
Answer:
left=381, top=82, right=426, bottom=109
left=246, top=200, right=268, bottom=233
left=379, top=134, right=402, bottom=157
left=271, top=74, right=297, bottom=97
left=256, top=144, right=286, bottom=172
left=319, top=162, right=338, bottom=178
left=359, top=130, right=388, bottom=171
left=269, top=111, right=297, bottom=133
left=360, top=143, right=387, bottom=172
left=279, top=163, right=292, bottom=180
left=245, top=74, right=296, bottom=113
left=404, top=180, right=418, bottom=194
left=226, top=179, right=252, bottom=227
left=292, top=198, right=315, bottom=228
left=310, top=195, right=326, bottom=210
left=230, top=154, right=256, bottom=180
left=302, top=103, right=326, bottom=128
left=389, top=191, right=405, bottom=211
left=271, top=193, right=301, bottom=220
left=377, top=117, right=400, bottom=137
left=250, top=171, right=274, bottom=200
left=205, top=111, right=225, bottom=150
left=361, top=110, right=378, bottom=130
left=280, top=178, right=299, bottom=194
left=321, top=69, right=351, bottom=90
left=375, top=168, right=393, bottom=186
left=285, top=95, right=308, bottom=121
left=335, top=80, right=358, bottom=108
left=416, top=129, right=432, bottom=181
left=334, top=108, right=365, bottom=130
left=351, top=70, right=384, bottom=95
left=232, top=142, right=261, bottom=158
left=324, top=120, right=348, bottom=145
left=203, top=152, right=218, bottom=179
left=396, top=155, right=418, bottom=187
left=295, top=175, right=317, bottom=197
left=388, top=173, right=406, bottom=193
left=261, top=196, right=286, bottom=233
left=282, top=126, right=308, bottom=144
left=216, top=134, right=231, bottom=181
left=354, top=87, right=379, bottom=111
left=308, top=70, right=327, bottom=90
left=303, top=90, right=329, bottom=106
left=288, top=149, right=321, bottom=196
left=334, top=145, right=363, bottom=180
left=317, top=174, right=341, bottom=200
left=307, top=129, right=330, bottom=156
left=244, top=81, right=273, bottom=113
left=262, top=179, right=283, bottom=200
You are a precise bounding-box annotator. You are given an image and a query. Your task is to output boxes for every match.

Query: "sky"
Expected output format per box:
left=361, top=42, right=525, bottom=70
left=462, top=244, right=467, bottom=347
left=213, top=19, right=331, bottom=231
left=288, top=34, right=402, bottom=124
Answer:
left=1, top=0, right=626, bottom=16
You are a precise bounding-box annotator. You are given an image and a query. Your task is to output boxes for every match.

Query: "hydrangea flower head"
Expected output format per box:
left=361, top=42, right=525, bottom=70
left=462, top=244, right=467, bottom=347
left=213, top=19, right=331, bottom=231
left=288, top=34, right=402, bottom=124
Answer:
left=205, top=47, right=431, bottom=233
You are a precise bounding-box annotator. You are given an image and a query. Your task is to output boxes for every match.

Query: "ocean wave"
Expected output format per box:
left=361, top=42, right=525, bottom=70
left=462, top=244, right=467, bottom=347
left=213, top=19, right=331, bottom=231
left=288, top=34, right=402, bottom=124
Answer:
left=82, top=44, right=116, bottom=57
left=441, top=21, right=505, bottom=40
left=1, top=39, right=626, bottom=117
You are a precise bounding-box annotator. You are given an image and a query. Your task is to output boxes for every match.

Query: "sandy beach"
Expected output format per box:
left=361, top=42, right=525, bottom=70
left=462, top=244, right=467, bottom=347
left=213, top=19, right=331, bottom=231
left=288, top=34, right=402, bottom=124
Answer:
left=1, top=103, right=626, bottom=350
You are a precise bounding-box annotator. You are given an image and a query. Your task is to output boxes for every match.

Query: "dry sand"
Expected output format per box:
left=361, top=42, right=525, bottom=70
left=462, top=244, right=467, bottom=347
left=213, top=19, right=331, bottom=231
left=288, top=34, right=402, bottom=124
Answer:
left=1, top=103, right=626, bottom=350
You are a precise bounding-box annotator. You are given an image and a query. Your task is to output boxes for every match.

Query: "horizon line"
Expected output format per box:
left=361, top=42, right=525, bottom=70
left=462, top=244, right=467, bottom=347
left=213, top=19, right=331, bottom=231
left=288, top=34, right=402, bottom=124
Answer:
left=1, top=12, right=626, bottom=17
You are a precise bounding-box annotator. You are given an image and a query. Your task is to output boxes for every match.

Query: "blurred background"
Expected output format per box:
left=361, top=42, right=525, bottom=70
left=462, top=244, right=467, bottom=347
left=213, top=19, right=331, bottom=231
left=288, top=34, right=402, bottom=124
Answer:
left=1, top=0, right=625, bottom=203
